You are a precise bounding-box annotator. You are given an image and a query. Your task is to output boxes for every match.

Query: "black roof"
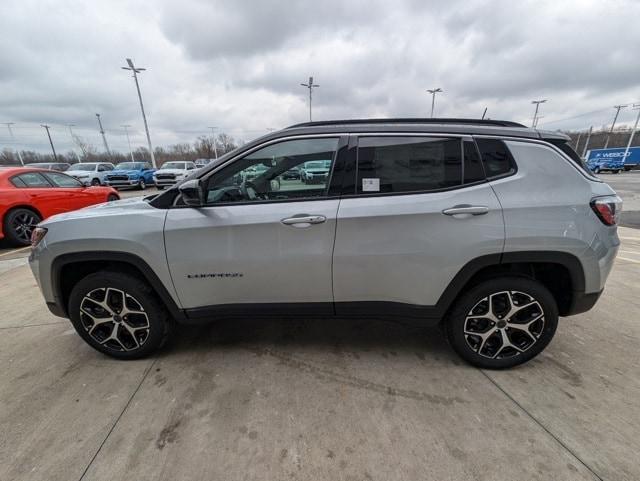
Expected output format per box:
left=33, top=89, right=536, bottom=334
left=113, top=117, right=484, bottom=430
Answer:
left=287, top=118, right=527, bottom=129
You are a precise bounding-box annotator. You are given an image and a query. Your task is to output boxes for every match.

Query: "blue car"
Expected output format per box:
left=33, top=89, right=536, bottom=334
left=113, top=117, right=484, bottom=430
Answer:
left=105, top=161, right=156, bottom=190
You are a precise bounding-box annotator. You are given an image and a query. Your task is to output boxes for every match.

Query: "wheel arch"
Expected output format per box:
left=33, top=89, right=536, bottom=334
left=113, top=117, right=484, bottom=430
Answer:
left=437, top=251, right=587, bottom=319
left=50, top=251, right=185, bottom=322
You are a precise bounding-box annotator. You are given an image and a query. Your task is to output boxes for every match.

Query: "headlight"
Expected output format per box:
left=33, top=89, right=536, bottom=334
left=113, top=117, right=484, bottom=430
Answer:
left=31, top=227, right=47, bottom=247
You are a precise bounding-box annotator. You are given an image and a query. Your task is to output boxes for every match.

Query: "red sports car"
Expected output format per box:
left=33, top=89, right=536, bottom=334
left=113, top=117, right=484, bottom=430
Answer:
left=0, top=167, right=120, bottom=246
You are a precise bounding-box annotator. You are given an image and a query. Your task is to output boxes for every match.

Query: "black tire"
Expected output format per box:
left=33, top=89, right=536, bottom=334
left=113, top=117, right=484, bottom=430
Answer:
left=2, top=208, right=42, bottom=246
left=91, top=178, right=101, bottom=186
left=593, top=167, right=601, bottom=174
left=156, top=185, right=165, bottom=190
left=107, top=194, right=119, bottom=202
left=445, top=277, right=558, bottom=369
left=614, top=169, right=621, bottom=174
left=138, top=178, right=146, bottom=190
left=68, top=271, right=172, bottom=359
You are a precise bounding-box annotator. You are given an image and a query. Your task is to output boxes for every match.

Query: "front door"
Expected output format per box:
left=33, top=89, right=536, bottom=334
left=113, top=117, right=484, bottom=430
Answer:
left=164, top=136, right=346, bottom=317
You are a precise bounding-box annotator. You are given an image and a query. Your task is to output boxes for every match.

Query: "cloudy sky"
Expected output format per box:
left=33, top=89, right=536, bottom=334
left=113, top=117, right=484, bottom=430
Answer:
left=1, top=0, right=639, bottom=154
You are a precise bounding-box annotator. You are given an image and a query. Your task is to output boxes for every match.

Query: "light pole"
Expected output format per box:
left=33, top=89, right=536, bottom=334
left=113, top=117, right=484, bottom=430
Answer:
left=122, top=125, right=135, bottom=161
left=582, top=126, right=593, bottom=158
left=300, top=76, right=319, bottom=122
left=621, top=104, right=640, bottom=168
left=604, top=104, right=628, bottom=149
left=122, top=58, right=157, bottom=168
left=426, top=88, right=443, bottom=118
left=67, top=124, right=81, bottom=162
left=531, top=99, right=547, bottom=128
left=208, top=126, right=219, bottom=159
left=40, top=124, right=58, bottom=161
left=2, top=122, right=24, bottom=165
left=95, top=114, right=110, bottom=156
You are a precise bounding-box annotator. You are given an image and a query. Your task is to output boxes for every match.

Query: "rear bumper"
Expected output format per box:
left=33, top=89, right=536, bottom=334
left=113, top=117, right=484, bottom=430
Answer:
left=565, top=289, right=603, bottom=316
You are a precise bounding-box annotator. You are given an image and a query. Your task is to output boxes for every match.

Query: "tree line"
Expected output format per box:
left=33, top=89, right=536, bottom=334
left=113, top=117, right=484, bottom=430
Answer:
left=0, top=133, right=241, bottom=166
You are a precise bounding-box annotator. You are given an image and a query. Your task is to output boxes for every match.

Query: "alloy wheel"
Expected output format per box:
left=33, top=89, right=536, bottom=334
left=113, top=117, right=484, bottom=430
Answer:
left=11, top=211, right=39, bottom=244
left=79, top=287, right=150, bottom=352
left=463, top=290, right=545, bottom=359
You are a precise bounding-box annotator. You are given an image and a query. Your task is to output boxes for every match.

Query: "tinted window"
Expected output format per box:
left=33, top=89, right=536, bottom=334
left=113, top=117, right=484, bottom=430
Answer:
left=356, top=137, right=462, bottom=194
left=43, top=172, right=83, bottom=187
left=475, top=138, right=516, bottom=178
left=463, top=140, right=485, bottom=184
left=205, top=138, right=339, bottom=204
left=13, top=172, right=51, bottom=188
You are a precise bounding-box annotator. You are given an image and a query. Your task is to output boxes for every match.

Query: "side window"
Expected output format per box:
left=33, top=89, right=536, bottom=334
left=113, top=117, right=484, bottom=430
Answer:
left=43, top=172, right=83, bottom=188
left=205, top=138, right=339, bottom=204
left=463, top=140, right=485, bottom=184
left=12, top=172, right=51, bottom=188
left=356, top=137, right=462, bottom=194
left=143, top=163, right=152, bottom=170
left=98, top=164, right=108, bottom=172
left=475, top=138, right=516, bottom=179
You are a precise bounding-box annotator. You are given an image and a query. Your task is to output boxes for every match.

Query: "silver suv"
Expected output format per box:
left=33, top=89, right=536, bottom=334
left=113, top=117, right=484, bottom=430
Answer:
left=29, top=119, right=621, bottom=368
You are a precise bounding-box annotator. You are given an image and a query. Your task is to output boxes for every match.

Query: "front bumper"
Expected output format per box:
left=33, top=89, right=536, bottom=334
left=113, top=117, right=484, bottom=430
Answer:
left=105, top=179, right=140, bottom=188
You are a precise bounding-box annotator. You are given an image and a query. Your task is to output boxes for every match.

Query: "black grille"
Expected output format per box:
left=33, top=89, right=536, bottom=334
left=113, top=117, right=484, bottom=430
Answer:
left=108, top=175, right=128, bottom=181
left=156, top=174, right=176, bottom=180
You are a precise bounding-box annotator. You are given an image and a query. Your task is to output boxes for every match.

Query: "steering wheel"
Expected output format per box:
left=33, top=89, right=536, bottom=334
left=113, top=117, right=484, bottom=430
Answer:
left=240, top=180, right=259, bottom=200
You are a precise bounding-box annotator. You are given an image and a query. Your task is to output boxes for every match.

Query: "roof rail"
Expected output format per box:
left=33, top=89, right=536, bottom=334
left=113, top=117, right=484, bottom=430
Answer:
left=286, top=118, right=527, bottom=129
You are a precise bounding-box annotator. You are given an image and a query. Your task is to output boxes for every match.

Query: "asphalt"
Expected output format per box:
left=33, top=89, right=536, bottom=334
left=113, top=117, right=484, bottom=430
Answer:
left=1, top=227, right=639, bottom=481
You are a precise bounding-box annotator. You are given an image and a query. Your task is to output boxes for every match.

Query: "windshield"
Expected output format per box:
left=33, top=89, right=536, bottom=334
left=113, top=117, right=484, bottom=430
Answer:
left=70, top=163, right=97, bottom=171
left=161, top=162, right=185, bottom=170
left=115, top=162, right=143, bottom=170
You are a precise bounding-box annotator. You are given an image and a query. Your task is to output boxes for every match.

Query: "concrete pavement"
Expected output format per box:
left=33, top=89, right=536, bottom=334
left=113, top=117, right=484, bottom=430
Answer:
left=0, top=229, right=639, bottom=481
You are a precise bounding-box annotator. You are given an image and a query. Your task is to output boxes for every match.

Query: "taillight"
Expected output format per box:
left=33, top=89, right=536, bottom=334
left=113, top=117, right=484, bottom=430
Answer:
left=31, top=227, right=47, bottom=247
left=590, top=196, right=623, bottom=226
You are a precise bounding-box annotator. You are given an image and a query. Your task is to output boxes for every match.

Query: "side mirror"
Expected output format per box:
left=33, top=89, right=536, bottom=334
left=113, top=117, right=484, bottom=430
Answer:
left=179, top=179, right=204, bottom=207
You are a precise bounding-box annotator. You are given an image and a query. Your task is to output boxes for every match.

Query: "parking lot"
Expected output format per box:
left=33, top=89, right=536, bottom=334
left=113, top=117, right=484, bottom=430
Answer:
left=1, top=180, right=639, bottom=481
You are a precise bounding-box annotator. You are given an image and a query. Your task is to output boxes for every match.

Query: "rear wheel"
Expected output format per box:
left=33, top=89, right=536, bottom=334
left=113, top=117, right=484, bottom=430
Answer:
left=68, top=271, right=172, bottom=359
left=3, top=208, right=42, bottom=246
left=445, top=277, right=558, bottom=369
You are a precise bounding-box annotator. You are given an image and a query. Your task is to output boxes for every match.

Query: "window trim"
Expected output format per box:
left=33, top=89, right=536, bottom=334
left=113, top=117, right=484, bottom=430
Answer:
left=346, top=133, right=486, bottom=199
left=177, top=134, right=348, bottom=209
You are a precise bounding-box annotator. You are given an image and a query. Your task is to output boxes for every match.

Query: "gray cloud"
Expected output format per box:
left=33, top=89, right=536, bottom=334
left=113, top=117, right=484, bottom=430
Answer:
left=1, top=0, right=640, bottom=153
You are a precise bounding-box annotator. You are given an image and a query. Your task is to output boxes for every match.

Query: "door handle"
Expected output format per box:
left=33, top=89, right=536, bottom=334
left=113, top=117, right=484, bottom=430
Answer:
left=442, top=205, right=489, bottom=216
left=281, top=215, right=327, bottom=226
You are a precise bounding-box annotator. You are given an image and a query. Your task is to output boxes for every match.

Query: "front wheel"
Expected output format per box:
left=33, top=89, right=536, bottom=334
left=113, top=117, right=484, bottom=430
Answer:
left=91, top=178, right=101, bottom=186
left=107, top=194, right=119, bottom=202
left=156, top=185, right=165, bottom=190
left=445, top=277, right=558, bottom=369
left=68, top=271, right=172, bottom=359
left=3, top=208, right=42, bottom=246
left=138, top=178, right=146, bottom=190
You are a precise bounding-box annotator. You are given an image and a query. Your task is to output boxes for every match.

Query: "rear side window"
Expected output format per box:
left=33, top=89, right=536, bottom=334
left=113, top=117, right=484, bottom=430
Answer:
left=43, top=172, right=83, bottom=187
left=475, top=138, right=516, bottom=179
left=356, top=137, right=462, bottom=194
left=11, top=172, right=51, bottom=188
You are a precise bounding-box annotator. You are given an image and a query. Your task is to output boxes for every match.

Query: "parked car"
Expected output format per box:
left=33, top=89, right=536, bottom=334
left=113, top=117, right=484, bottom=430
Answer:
left=153, top=161, right=197, bottom=189
left=65, top=162, right=115, bottom=186
left=195, top=158, right=214, bottom=169
left=29, top=118, right=620, bottom=369
left=300, top=160, right=332, bottom=183
left=104, top=162, right=155, bottom=190
left=1, top=167, right=119, bottom=246
left=24, top=162, right=71, bottom=171
left=282, top=166, right=301, bottom=180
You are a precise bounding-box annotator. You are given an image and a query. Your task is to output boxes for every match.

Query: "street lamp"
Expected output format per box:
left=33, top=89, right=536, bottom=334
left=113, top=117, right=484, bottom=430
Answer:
left=427, top=88, right=443, bottom=118
left=2, top=122, right=24, bottom=165
left=531, top=99, right=547, bottom=128
left=300, top=76, right=319, bottom=122
left=121, top=125, right=135, bottom=161
left=122, top=58, right=157, bottom=168
left=208, top=126, right=219, bottom=159
left=40, top=124, right=58, bottom=161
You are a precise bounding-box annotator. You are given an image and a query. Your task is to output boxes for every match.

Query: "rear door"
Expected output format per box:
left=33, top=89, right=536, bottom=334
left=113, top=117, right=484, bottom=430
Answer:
left=164, top=136, right=347, bottom=316
left=333, top=135, right=504, bottom=317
